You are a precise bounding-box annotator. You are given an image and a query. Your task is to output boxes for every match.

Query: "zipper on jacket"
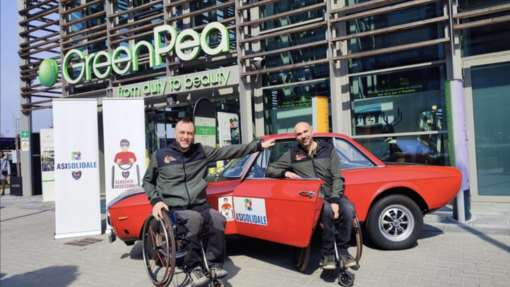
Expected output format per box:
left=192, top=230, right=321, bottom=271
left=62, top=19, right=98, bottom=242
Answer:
left=182, top=156, right=192, bottom=208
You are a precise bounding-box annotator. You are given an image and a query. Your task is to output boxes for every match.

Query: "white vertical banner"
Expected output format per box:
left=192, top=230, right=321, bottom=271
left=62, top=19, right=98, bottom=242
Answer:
left=53, top=99, right=102, bottom=239
left=102, top=98, right=146, bottom=231
left=40, top=128, right=55, bottom=202
left=217, top=112, right=239, bottom=147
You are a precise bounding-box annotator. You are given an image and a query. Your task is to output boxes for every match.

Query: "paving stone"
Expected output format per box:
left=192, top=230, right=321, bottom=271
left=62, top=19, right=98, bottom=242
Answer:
left=1, top=195, right=510, bottom=287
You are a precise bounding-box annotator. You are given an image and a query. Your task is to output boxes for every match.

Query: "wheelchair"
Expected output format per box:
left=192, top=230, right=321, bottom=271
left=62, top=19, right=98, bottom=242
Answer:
left=141, top=210, right=224, bottom=287
left=291, top=214, right=363, bottom=287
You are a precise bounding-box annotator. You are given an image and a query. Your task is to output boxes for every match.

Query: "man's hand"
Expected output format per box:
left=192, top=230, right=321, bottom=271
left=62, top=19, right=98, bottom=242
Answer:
left=152, top=201, right=169, bottom=220
left=331, top=203, right=339, bottom=220
left=284, top=171, right=301, bottom=179
left=261, top=139, right=276, bottom=149
left=116, top=159, right=121, bottom=164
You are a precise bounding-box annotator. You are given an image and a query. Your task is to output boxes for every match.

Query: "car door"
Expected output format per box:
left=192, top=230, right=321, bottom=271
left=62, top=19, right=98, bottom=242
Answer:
left=232, top=178, right=323, bottom=248
left=232, top=141, right=324, bottom=248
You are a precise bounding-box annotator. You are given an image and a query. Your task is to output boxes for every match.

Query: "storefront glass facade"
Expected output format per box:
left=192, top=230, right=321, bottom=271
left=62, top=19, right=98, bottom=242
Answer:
left=17, top=0, right=510, bottom=200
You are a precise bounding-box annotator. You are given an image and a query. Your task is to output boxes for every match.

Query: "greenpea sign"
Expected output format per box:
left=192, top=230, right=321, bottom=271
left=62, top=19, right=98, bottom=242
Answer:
left=38, top=22, right=230, bottom=87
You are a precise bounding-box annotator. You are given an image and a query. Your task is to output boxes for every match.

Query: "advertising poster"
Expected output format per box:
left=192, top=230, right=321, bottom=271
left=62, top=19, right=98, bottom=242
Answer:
left=217, top=112, right=239, bottom=147
left=194, top=116, right=216, bottom=147
left=53, top=99, right=102, bottom=239
left=102, top=98, right=146, bottom=231
left=40, top=128, right=55, bottom=202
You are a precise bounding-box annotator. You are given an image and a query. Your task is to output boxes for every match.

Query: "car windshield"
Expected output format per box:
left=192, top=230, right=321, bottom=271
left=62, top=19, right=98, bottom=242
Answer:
left=217, top=153, right=254, bottom=179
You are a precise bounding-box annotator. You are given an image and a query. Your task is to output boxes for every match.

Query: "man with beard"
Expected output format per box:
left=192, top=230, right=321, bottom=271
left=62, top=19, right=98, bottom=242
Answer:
left=142, top=118, right=275, bottom=287
left=265, top=122, right=357, bottom=270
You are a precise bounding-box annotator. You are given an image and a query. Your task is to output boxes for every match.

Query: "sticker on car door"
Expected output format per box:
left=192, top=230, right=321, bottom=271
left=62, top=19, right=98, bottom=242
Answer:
left=218, top=196, right=234, bottom=221
left=233, top=197, right=268, bottom=226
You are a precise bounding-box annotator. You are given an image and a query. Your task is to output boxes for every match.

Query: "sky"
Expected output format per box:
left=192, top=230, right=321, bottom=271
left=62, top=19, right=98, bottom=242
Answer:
left=1, top=1, right=52, bottom=138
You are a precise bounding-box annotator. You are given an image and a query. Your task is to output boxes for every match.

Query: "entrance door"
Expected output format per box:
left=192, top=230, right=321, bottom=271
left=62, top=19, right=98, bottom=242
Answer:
left=464, top=55, right=510, bottom=201
left=232, top=178, right=324, bottom=248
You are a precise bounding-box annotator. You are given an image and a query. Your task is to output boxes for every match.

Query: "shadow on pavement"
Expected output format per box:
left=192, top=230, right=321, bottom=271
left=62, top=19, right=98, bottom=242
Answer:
left=0, top=265, right=78, bottom=287
left=457, top=224, right=510, bottom=252
left=421, top=224, right=445, bottom=239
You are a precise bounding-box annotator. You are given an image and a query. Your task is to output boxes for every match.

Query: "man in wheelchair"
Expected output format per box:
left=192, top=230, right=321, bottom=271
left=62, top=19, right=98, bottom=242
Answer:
left=265, top=122, right=357, bottom=270
left=143, top=118, right=275, bottom=287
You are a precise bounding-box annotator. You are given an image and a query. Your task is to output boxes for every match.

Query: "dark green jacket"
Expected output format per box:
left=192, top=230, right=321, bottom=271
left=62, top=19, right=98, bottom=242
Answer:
left=265, top=140, right=345, bottom=204
left=143, top=141, right=262, bottom=208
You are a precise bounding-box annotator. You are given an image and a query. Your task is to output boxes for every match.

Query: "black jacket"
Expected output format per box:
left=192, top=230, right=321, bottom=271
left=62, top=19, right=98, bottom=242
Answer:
left=143, top=141, right=262, bottom=208
left=265, top=140, right=345, bottom=204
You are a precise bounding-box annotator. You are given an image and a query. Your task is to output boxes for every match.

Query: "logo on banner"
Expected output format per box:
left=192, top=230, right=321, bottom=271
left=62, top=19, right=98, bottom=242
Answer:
left=112, top=139, right=140, bottom=189
left=72, top=151, right=81, bottom=160
left=72, top=171, right=82, bottom=180
left=234, top=197, right=268, bottom=226
left=57, top=151, right=98, bottom=171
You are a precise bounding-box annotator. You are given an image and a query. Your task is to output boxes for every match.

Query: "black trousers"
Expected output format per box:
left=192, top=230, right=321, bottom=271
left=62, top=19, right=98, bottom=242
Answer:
left=174, top=203, right=226, bottom=271
left=321, top=197, right=356, bottom=256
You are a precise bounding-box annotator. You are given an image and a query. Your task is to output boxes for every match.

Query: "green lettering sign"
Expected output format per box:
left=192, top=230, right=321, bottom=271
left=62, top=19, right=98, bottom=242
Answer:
left=39, top=22, right=230, bottom=87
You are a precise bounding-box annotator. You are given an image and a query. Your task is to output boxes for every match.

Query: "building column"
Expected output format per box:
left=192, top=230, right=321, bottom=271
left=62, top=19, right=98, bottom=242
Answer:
left=236, top=0, right=254, bottom=143
left=17, top=0, right=33, bottom=196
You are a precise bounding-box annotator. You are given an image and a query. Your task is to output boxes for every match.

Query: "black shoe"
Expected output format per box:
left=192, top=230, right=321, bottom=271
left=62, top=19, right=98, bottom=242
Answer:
left=339, top=252, right=357, bottom=268
left=211, top=266, right=228, bottom=278
left=189, top=266, right=209, bottom=287
left=322, top=254, right=336, bottom=270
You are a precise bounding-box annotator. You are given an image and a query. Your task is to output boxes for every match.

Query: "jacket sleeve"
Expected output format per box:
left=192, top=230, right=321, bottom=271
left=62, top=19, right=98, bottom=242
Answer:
left=265, top=150, right=292, bottom=178
left=142, top=152, right=162, bottom=206
left=328, top=148, right=345, bottom=204
left=203, top=141, right=262, bottom=162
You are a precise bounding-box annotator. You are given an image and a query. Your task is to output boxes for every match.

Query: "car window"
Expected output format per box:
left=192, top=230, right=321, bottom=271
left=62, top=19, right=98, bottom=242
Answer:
left=333, top=138, right=375, bottom=169
left=246, top=149, right=269, bottom=179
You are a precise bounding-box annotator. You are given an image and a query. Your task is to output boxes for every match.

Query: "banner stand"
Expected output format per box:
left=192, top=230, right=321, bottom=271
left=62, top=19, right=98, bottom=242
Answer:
left=53, top=99, right=102, bottom=239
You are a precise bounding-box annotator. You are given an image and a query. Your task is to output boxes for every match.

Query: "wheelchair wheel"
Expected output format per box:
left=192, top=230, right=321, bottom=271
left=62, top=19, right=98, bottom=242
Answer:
left=142, top=212, right=176, bottom=287
left=338, top=270, right=355, bottom=287
left=352, top=214, right=363, bottom=264
left=291, top=242, right=311, bottom=273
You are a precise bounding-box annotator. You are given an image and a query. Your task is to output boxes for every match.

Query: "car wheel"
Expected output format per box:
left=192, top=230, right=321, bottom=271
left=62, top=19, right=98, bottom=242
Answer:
left=365, top=195, right=423, bottom=250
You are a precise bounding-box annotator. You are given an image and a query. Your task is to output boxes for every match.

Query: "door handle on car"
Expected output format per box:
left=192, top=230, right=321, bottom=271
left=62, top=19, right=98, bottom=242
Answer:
left=299, top=191, right=315, bottom=198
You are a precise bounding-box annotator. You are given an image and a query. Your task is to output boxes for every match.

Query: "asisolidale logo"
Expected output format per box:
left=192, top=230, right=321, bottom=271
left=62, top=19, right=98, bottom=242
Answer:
left=38, top=22, right=229, bottom=88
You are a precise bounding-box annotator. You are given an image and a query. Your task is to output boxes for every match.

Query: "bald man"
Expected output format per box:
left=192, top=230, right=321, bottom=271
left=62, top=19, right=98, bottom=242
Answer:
left=265, top=122, right=356, bottom=270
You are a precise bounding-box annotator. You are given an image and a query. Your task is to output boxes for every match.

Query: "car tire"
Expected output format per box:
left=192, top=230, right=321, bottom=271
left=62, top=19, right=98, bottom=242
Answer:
left=365, top=195, right=423, bottom=250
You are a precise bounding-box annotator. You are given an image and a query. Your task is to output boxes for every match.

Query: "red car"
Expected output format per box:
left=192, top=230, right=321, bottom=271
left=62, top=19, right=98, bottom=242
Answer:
left=107, top=133, right=461, bottom=251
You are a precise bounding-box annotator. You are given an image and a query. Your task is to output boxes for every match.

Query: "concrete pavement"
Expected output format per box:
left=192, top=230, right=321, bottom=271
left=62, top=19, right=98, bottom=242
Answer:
left=1, top=189, right=509, bottom=287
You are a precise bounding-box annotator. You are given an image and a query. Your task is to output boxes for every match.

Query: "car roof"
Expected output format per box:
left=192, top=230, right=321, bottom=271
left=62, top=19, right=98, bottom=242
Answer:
left=259, top=133, right=385, bottom=166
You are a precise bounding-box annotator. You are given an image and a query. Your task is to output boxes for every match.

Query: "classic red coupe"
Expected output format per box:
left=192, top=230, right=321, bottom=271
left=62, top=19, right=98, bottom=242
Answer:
left=107, top=133, right=461, bottom=251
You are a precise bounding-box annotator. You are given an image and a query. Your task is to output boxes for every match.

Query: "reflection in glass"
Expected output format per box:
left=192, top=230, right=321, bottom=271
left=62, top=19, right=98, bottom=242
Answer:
left=356, top=134, right=449, bottom=166
left=472, top=62, right=510, bottom=196
left=350, top=65, right=446, bottom=136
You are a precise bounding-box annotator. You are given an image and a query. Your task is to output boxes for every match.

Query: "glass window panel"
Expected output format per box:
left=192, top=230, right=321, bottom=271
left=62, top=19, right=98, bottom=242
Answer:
left=460, top=12, right=510, bottom=57
left=350, top=64, right=447, bottom=135
left=263, top=80, right=330, bottom=135
left=458, top=0, right=510, bottom=12
left=349, top=44, right=446, bottom=73
left=259, top=0, right=325, bottom=32
left=355, top=134, right=449, bottom=166
left=471, top=62, right=510, bottom=196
